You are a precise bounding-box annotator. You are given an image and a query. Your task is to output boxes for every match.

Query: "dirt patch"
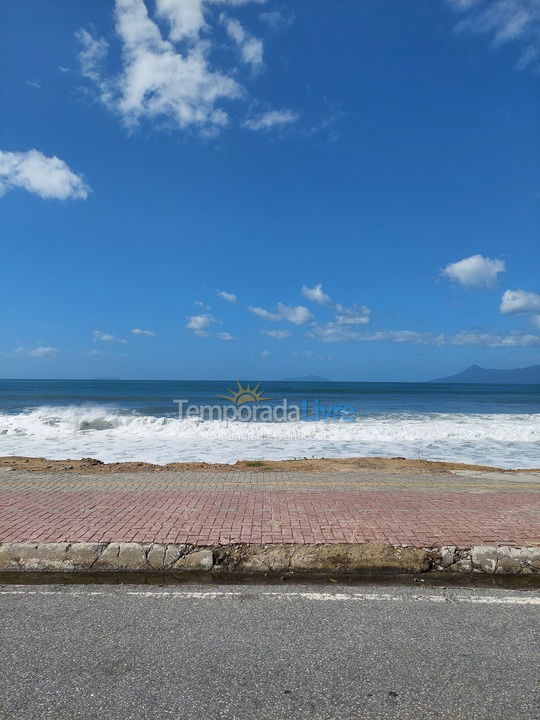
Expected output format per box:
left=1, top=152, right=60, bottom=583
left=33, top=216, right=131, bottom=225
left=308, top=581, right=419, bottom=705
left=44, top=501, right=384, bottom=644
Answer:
left=0, top=455, right=531, bottom=474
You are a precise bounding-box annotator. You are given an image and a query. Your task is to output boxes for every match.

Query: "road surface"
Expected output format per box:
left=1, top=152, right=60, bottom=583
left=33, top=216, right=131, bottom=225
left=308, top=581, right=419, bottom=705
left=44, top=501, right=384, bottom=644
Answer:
left=1, top=582, right=539, bottom=719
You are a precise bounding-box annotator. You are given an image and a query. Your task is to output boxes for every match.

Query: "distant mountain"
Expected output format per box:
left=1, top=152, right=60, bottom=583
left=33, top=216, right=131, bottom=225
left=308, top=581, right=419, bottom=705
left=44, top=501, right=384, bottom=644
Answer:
left=432, top=364, right=540, bottom=384
left=280, top=375, right=331, bottom=382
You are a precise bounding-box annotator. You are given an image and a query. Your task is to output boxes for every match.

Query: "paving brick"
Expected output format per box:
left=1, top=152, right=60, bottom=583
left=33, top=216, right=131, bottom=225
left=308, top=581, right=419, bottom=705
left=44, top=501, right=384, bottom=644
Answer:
left=0, top=469, right=539, bottom=547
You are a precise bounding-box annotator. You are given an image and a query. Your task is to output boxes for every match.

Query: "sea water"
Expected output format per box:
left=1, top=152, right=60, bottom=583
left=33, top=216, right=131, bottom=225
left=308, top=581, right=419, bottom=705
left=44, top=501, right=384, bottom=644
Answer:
left=0, top=379, right=539, bottom=468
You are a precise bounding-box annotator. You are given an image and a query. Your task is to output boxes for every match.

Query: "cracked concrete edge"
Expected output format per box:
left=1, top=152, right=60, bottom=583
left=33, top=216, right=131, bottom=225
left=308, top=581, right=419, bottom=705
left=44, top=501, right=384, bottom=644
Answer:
left=0, top=542, right=540, bottom=575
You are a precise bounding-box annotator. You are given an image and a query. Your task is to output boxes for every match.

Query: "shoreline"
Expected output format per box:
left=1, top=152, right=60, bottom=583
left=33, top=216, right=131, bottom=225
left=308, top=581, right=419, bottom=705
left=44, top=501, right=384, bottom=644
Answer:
left=1, top=455, right=538, bottom=474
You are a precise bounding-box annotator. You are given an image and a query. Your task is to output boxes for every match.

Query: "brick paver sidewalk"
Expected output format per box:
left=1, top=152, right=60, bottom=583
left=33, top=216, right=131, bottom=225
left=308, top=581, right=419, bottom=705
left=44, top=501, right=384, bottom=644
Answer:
left=1, top=468, right=539, bottom=546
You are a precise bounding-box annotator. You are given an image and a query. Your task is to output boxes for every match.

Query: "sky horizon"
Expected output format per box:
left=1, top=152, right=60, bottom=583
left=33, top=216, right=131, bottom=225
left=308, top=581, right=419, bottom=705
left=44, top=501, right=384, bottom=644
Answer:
left=2, top=0, right=539, bottom=382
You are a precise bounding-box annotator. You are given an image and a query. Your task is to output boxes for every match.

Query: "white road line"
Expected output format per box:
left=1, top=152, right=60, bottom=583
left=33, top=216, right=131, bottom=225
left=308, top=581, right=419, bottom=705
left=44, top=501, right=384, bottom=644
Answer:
left=0, top=590, right=106, bottom=596
left=1, top=588, right=539, bottom=605
left=124, top=590, right=540, bottom=605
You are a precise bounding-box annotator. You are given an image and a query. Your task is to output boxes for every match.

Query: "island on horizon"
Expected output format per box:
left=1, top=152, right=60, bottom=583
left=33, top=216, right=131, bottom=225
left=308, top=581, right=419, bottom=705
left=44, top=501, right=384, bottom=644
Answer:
left=432, top=364, right=540, bottom=384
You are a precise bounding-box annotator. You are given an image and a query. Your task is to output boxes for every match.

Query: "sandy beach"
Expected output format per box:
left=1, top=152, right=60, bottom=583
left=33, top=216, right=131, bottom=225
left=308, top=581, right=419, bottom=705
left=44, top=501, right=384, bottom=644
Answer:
left=1, top=454, right=536, bottom=474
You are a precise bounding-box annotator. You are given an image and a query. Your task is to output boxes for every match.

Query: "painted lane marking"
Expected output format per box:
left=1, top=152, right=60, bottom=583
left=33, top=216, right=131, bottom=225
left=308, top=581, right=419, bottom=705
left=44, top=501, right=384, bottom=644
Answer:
left=124, top=590, right=540, bottom=605
left=0, top=590, right=105, bottom=596
left=1, top=589, right=539, bottom=605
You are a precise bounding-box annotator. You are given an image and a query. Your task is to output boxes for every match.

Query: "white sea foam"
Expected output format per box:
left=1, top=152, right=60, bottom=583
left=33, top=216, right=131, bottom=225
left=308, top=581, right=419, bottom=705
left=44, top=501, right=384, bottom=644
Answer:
left=0, top=405, right=539, bottom=468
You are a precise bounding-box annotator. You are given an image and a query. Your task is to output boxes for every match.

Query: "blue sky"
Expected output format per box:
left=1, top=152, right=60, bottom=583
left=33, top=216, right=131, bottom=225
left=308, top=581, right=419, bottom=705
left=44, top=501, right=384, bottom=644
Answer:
left=1, top=0, right=539, bottom=381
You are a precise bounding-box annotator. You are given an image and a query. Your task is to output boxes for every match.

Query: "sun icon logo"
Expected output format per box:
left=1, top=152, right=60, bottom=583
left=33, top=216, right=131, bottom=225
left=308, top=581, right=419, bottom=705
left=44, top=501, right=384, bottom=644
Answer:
left=218, top=381, right=271, bottom=405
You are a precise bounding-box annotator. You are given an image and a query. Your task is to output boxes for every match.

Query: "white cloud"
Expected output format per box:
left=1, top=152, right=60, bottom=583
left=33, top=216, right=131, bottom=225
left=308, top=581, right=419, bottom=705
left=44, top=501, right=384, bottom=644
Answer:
left=249, top=303, right=311, bottom=324
left=77, top=0, right=242, bottom=133
left=155, top=0, right=207, bottom=41
left=335, top=314, right=370, bottom=326
left=335, top=305, right=371, bottom=325
left=131, top=327, right=156, bottom=336
left=301, top=283, right=332, bottom=305
left=260, top=349, right=271, bottom=357
left=0, top=150, right=90, bottom=200
left=93, top=330, right=128, bottom=344
left=16, top=346, right=57, bottom=357
left=248, top=305, right=282, bottom=321
left=259, top=10, right=293, bottom=30
left=212, top=0, right=268, bottom=6
left=307, top=324, right=540, bottom=347
left=304, top=323, right=346, bottom=342
left=500, top=288, right=540, bottom=314
left=221, top=15, right=263, bottom=67
left=186, top=314, right=233, bottom=339
left=244, top=109, right=299, bottom=130
left=217, top=289, right=238, bottom=303
left=194, top=300, right=211, bottom=310
left=76, top=29, right=109, bottom=84
left=186, top=313, right=216, bottom=336
left=76, top=0, right=291, bottom=136
left=445, top=330, right=540, bottom=347
left=301, top=283, right=371, bottom=325
left=262, top=329, right=292, bottom=339
left=276, top=303, right=311, bottom=325
left=251, top=286, right=371, bottom=335
left=500, top=289, right=540, bottom=329
left=441, top=254, right=505, bottom=287
left=307, top=325, right=433, bottom=344
left=447, top=0, right=540, bottom=71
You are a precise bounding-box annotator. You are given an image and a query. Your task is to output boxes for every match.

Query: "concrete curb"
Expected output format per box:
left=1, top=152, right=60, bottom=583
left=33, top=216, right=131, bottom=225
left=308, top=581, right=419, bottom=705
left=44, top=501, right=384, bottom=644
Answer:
left=1, top=543, right=540, bottom=575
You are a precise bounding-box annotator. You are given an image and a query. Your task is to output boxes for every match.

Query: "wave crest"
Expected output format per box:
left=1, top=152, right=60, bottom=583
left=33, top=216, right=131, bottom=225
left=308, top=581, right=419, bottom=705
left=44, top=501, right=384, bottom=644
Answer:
left=0, top=405, right=538, bottom=468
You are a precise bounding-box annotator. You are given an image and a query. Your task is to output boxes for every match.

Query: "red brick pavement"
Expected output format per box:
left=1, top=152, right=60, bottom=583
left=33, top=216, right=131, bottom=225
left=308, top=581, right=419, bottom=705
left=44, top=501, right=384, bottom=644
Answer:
left=1, top=487, right=539, bottom=546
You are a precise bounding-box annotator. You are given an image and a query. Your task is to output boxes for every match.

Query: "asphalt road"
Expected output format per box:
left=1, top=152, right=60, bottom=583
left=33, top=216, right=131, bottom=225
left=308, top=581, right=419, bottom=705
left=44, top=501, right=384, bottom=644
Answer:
left=1, top=582, right=539, bottom=719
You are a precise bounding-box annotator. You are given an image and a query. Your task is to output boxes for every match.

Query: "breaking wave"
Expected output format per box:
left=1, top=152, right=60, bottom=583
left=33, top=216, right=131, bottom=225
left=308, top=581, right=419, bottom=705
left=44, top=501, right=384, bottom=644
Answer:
left=0, top=405, right=539, bottom=468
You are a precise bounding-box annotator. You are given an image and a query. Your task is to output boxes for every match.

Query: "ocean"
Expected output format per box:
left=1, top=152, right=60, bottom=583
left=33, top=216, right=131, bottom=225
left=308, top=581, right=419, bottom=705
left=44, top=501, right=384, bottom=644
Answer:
left=0, top=379, right=539, bottom=468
